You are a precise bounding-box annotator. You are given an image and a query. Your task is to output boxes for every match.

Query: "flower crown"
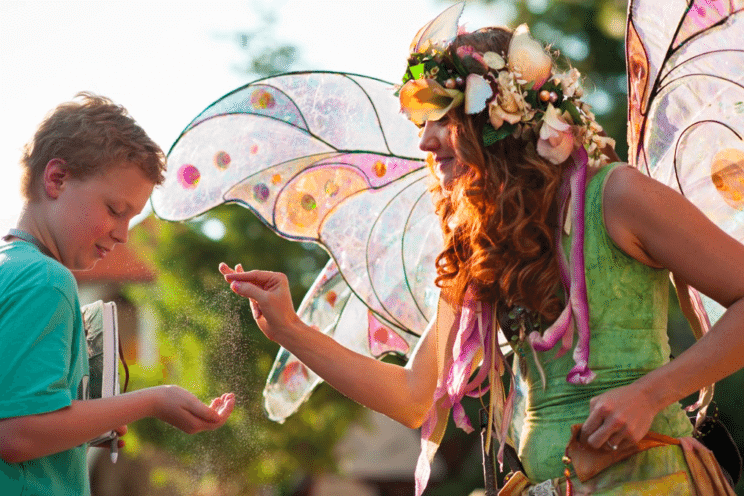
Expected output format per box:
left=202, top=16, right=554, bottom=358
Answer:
left=398, top=21, right=615, bottom=167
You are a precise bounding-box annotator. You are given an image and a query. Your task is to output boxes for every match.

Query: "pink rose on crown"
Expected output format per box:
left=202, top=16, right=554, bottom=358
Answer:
left=537, top=104, right=576, bottom=164
left=507, top=24, right=553, bottom=89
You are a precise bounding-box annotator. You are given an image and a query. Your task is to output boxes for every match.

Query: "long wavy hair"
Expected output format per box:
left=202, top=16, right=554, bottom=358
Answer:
left=432, top=27, right=568, bottom=322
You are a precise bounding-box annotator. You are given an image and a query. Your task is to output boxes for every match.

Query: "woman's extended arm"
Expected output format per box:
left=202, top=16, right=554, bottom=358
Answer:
left=220, top=264, right=445, bottom=428
left=580, top=165, right=744, bottom=449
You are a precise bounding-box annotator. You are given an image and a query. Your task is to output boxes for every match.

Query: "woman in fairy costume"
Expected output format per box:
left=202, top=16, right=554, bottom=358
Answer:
left=220, top=5, right=744, bottom=495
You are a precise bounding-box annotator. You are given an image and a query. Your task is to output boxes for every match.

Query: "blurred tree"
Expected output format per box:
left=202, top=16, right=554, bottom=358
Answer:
left=226, top=7, right=297, bottom=77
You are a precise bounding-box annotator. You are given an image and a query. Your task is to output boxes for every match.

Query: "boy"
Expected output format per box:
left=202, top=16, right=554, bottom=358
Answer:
left=0, top=93, right=234, bottom=495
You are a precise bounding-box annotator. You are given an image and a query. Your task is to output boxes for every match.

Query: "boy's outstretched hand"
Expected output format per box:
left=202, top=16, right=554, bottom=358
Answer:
left=152, top=387, right=235, bottom=434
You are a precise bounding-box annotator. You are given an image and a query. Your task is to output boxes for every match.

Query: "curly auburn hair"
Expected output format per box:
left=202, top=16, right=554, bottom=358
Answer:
left=431, top=27, right=568, bottom=322
left=20, top=92, right=166, bottom=201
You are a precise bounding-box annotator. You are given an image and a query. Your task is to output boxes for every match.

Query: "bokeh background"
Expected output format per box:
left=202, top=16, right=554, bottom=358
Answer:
left=2, top=1, right=742, bottom=495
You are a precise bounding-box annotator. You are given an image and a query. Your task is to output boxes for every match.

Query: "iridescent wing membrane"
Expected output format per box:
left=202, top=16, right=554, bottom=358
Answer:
left=627, top=0, right=744, bottom=323
left=150, top=72, right=443, bottom=421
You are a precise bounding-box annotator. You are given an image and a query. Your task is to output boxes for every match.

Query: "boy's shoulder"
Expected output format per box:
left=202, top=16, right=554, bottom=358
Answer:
left=0, top=241, right=77, bottom=295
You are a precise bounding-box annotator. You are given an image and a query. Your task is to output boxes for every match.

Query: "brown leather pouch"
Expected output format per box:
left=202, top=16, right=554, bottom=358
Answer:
left=565, top=424, right=680, bottom=482
left=497, top=471, right=531, bottom=496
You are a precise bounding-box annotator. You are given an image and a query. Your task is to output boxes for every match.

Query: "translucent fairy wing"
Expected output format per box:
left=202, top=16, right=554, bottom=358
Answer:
left=321, top=168, right=439, bottom=332
left=151, top=72, right=449, bottom=420
left=626, top=0, right=744, bottom=321
left=152, top=72, right=421, bottom=224
left=409, top=1, right=464, bottom=53
left=263, top=169, right=446, bottom=421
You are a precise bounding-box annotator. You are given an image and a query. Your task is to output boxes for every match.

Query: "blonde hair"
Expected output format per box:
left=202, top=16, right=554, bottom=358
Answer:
left=20, top=92, right=166, bottom=200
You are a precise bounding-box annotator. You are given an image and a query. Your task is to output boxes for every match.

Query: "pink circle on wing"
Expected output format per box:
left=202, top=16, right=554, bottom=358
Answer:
left=177, top=164, right=200, bottom=189
left=253, top=183, right=270, bottom=203
left=214, top=151, right=231, bottom=170
left=251, top=89, right=275, bottom=109
left=300, top=194, right=317, bottom=211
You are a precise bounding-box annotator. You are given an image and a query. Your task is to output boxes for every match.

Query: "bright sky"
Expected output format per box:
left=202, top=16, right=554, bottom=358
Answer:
left=0, top=0, right=512, bottom=234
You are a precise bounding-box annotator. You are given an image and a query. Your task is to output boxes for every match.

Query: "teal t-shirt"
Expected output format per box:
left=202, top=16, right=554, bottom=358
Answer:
left=0, top=241, right=90, bottom=496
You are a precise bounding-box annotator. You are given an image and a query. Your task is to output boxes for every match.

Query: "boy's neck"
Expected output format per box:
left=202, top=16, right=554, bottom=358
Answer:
left=11, top=205, right=60, bottom=262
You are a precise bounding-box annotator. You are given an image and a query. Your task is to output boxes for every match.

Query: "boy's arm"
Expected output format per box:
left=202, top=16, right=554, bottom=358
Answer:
left=0, top=387, right=234, bottom=464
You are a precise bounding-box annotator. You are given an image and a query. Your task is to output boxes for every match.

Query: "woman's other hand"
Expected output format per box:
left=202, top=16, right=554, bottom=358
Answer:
left=579, top=382, right=658, bottom=451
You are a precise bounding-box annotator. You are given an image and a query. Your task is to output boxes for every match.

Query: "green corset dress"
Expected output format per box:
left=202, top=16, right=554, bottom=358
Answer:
left=514, top=164, right=694, bottom=493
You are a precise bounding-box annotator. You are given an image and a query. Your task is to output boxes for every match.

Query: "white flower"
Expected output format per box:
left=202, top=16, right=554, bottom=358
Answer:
left=594, top=135, right=616, bottom=149
left=487, top=70, right=539, bottom=130
left=507, top=24, right=553, bottom=89
left=483, top=51, right=506, bottom=70
left=489, top=100, right=522, bottom=129
left=464, top=74, right=493, bottom=114
left=556, top=68, right=582, bottom=98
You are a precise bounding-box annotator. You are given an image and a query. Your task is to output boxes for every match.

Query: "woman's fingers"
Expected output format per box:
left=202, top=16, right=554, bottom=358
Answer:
left=580, top=407, right=606, bottom=446
left=581, top=384, right=657, bottom=450
left=224, top=269, right=284, bottom=286
left=226, top=271, right=288, bottom=303
left=249, top=298, right=263, bottom=321
left=219, top=266, right=295, bottom=339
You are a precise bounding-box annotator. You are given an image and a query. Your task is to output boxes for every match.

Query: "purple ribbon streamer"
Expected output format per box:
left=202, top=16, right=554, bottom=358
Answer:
left=529, top=148, right=595, bottom=384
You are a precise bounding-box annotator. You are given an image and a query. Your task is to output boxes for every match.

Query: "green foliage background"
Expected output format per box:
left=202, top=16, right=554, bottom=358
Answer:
left=118, top=1, right=744, bottom=495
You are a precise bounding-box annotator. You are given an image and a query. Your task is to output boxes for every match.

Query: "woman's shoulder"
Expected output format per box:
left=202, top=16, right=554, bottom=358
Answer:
left=599, top=164, right=685, bottom=268
left=596, top=162, right=653, bottom=204
left=587, top=161, right=633, bottom=187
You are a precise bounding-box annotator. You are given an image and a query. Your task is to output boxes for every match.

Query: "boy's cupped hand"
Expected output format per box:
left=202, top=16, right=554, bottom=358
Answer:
left=153, top=387, right=235, bottom=434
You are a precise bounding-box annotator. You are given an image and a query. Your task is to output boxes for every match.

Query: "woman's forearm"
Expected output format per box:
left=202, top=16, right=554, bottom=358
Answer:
left=637, top=297, right=744, bottom=413
left=221, top=267, right=441, bottom=428
left=276, top=318, right=437, bottom=428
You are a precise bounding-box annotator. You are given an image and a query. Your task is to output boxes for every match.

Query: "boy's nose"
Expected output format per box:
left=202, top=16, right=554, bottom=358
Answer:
left=111, top=221, right=128, bottom=244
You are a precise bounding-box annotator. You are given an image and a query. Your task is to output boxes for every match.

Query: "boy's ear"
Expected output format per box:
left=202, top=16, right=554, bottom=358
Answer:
left=43, top=158, right=70, bottom=199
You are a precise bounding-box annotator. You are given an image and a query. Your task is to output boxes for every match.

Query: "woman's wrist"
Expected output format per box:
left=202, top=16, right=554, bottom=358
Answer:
left=275, top=317, right=315, bottom=349
left=634, top=371, right=677, bottom=415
